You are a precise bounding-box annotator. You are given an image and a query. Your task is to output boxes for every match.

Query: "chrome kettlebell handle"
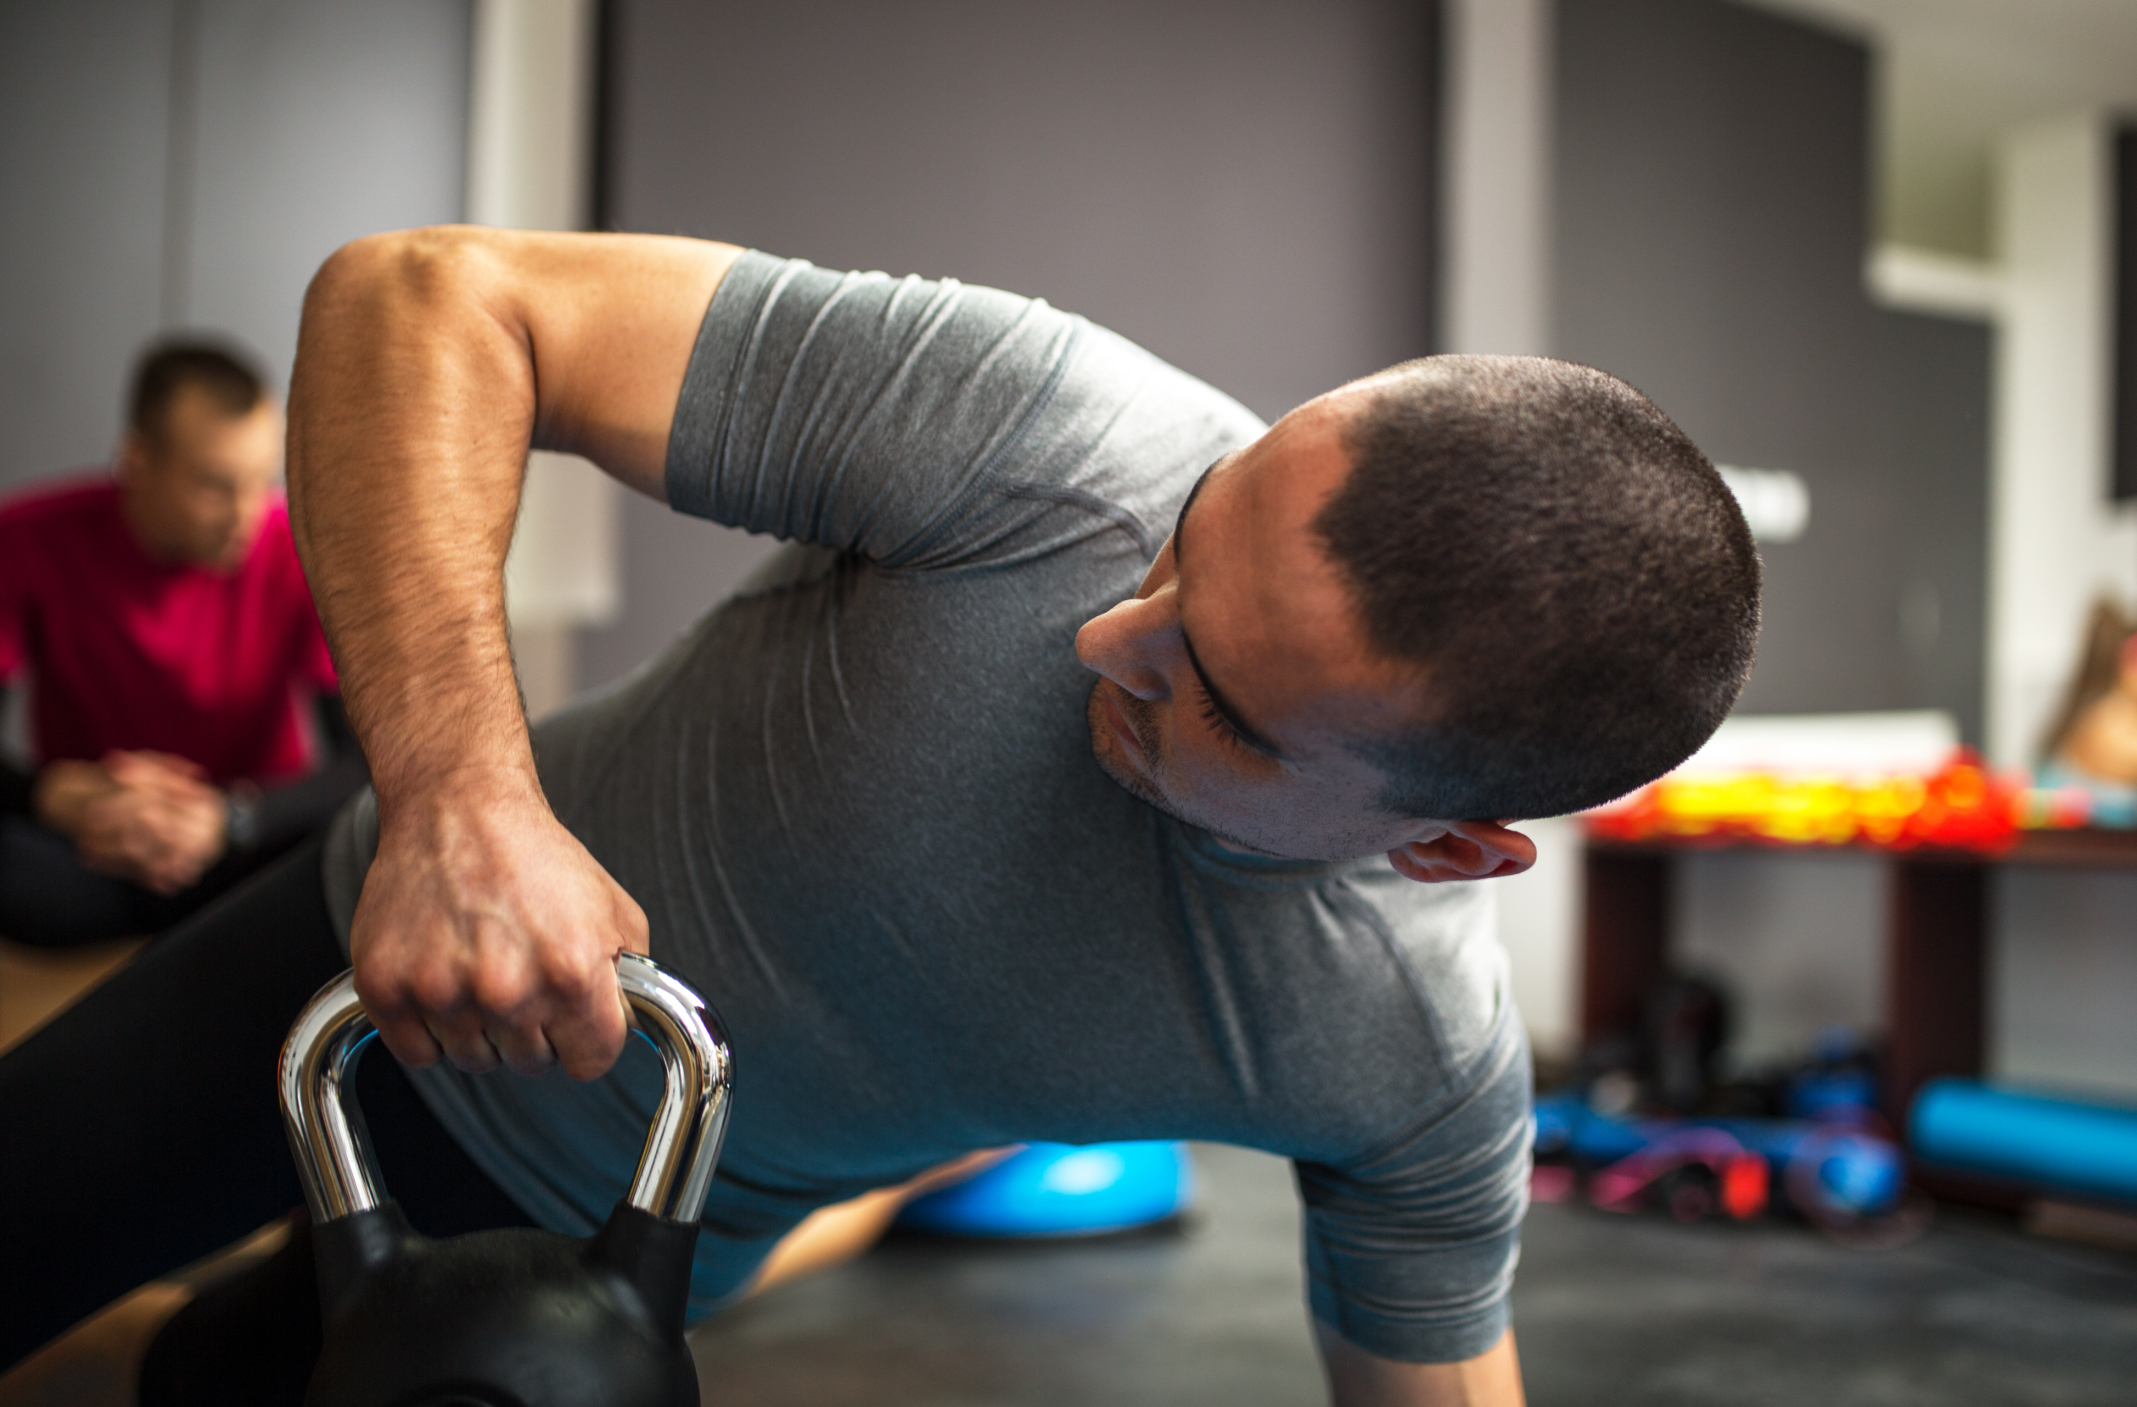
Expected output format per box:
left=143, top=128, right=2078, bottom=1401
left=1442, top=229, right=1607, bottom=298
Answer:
left=279, top=952, right=733, bottom=1225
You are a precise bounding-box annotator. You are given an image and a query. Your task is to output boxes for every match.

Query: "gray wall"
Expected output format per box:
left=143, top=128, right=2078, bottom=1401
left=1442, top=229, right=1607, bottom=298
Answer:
left=0, top=3, right=177, bottom=488
left=0, top=0, right=470, bottom=491
left=1556, top=0, right=1991, bottom=743
left=582, top=0, right=1440, bottom=689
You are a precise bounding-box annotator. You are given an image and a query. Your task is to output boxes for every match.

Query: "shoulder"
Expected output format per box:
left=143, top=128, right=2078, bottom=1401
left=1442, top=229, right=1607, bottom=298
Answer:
left=739, top=253, right=1267, bottom=459
left=0, top=473, right=120, bottom=532
left=671, top=252, right=1265, bottom=568
left=1335, top=865, right=1505, bottom=1044
left=1164, top=839, right=1512, bottom=1154
left=0, top=476, right=123, bottom=581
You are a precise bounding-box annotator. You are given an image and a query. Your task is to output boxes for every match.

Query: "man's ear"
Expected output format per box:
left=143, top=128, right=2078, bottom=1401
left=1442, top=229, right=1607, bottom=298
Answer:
left=1387, top=820, right=1536, bottom=884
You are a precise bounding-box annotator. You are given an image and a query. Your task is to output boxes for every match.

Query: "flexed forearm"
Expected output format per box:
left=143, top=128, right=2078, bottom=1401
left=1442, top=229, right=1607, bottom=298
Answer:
left=282, top=226, right=737, bottom=1080
left=287, top=229, right=539, bottom=805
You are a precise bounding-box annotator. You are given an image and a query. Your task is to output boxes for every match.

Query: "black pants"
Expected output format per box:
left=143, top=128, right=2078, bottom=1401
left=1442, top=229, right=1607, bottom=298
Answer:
left=0, top=834, right=531, bottom=1394
left=0, top=814, right=297, bottom=949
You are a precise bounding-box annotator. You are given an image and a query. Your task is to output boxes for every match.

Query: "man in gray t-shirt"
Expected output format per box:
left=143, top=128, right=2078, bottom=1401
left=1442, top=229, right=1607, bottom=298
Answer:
left=281, top=229, right=1757, bottom=1404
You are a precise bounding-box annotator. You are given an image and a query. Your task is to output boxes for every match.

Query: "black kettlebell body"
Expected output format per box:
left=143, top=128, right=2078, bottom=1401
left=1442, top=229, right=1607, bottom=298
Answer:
left=281, top=955, right=732, bottom=1407
left=304, top=1203, right=699, bottom=1407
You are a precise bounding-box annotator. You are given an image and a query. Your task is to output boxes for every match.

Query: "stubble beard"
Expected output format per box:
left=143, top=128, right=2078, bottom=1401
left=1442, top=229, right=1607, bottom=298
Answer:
left=1084, top=682, right=1268, bottom=854
left=1086, top=683, right=1170, bottom=810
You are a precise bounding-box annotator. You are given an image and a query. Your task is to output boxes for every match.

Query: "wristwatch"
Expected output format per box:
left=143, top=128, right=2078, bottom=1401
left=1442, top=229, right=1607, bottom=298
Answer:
left=225, top=784, right=264, bottom=853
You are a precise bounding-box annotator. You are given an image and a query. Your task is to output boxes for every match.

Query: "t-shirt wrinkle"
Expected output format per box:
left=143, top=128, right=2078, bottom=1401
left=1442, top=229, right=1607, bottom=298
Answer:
left=1317, top=1015, right=1527, bottom=1178
left=878, top=329, right=1086, bottom=571
left=323, top=250, right=1528, bottom=1364
left=1322, top=883, right=1454, bottom=1088
left=687, top=258, right=792, bottom=507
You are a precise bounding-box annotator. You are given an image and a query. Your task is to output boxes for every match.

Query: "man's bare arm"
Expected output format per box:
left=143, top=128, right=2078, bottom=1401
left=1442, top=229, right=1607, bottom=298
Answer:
left=1316, top=1322, right=1525, bottom=1407
left=287, top=226, right=741, bottom=1080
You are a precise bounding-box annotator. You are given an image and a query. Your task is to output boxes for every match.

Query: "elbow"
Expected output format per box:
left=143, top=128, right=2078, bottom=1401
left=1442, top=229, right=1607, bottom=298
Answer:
left=301, top=226, right=506, bottom=330
left=288, top=226, right=522, bottom=515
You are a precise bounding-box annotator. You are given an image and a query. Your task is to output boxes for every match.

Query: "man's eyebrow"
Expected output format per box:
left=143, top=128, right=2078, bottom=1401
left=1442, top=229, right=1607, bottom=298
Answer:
left=1172, top=455, right=1285, bottom=761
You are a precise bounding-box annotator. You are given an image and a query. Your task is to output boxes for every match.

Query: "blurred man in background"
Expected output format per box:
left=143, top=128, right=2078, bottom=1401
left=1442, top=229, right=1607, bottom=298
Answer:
left=0, top=342, right=365, bottom=947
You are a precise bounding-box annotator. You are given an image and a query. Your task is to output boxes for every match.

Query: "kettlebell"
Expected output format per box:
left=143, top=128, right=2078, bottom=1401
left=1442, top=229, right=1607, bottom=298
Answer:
left=278, top=952, right=733, bottom=1407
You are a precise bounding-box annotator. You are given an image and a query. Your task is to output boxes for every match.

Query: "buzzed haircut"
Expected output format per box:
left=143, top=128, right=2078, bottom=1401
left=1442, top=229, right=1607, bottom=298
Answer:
left=127, top=340, right=268, bottom=442
left=1315, top=355, right=1760, bottom=821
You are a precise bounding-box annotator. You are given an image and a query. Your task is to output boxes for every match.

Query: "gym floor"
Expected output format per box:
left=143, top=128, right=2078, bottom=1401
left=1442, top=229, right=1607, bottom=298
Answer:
left=694, top=1143, right=2137, bottom=1407
left=7, top=946, right=2136, bottom=1404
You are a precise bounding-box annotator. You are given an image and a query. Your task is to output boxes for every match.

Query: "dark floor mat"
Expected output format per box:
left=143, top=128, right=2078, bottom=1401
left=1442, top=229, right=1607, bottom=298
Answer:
left=687, top=1144, right=2137, bottom=1406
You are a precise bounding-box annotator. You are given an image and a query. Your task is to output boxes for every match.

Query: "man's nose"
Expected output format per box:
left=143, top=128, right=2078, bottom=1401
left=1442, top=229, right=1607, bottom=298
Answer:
left=1074, top=594, right=1177, bottom=702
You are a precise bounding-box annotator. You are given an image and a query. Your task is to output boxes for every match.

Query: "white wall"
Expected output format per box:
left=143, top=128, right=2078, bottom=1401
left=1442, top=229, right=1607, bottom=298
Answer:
left=1440, top=0, right=1553, bottom=359
left=1675, top=851, right=1884, bottom=1067
left=1974, top=114, right=2137, bottom=1102
left=1436, top=0, right=1586, bottom=1059
left=1492, top=815, right=1582, bottom=1060
left=1985, top=116, right=2133, bottom=771
left=466, top=0, right=623, bottom=715
left=1994, top=869, right=2137, bottom=1100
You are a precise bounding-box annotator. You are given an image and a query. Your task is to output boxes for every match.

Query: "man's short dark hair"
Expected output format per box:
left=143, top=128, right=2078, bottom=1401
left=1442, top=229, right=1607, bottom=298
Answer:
left=1314, top=355, right=1760, bottom=820
left=128, top=340, right=268, bottom=442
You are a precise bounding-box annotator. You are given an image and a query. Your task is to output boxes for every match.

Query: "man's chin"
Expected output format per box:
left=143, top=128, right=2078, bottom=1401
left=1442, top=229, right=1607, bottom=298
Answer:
left=1083, top=694, right=1281, bottom=856
left=1086, top=693, right=1172, bottom=812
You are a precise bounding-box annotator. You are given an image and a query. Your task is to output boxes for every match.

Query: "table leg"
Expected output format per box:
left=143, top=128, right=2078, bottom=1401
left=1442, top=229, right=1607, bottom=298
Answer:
left=1886, top=858, right=1987, bottom=1121
left=1580, top=848, right=1670, bottom=1056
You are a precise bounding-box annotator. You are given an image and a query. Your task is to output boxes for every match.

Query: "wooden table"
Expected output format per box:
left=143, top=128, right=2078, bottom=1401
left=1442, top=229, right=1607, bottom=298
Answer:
left=1582, top=828, right=2137, bottom=1119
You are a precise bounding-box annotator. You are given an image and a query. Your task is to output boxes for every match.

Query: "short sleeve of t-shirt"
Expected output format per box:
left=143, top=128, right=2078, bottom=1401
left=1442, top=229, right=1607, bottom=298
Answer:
left=663, top=251, right=1256, bottom=572
left=1295, top=1025, right=1531, bottom=1362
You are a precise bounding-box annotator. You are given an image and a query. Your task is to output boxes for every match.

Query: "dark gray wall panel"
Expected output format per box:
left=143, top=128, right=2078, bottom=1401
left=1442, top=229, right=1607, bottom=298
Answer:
left=1555, top=0, right=1989, bottom=742
left=0, top=1, right=176, bottom=488
left=584, top=0, right=1439, bottom=689
left=0, top=0, right=469, bottom=494
left=181, top=0, right=472, bottom=381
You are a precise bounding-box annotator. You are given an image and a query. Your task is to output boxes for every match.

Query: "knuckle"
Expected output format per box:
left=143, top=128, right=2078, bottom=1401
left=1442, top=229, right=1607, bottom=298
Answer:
left=468, top=970, right=534, bottom=1019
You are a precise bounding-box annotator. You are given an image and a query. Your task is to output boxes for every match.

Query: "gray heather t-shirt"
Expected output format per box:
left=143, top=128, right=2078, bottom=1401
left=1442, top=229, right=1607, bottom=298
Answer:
left=324, top=252, right=1530, bottom=1363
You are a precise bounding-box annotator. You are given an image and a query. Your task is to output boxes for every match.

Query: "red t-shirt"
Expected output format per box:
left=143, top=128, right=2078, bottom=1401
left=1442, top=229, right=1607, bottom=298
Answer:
left=0, top=475, right=338, bottom=785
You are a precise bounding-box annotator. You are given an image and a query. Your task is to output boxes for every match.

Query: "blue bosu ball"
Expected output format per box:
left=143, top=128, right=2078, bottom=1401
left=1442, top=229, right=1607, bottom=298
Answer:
left=896, top=1141, right=1195, bottom=1238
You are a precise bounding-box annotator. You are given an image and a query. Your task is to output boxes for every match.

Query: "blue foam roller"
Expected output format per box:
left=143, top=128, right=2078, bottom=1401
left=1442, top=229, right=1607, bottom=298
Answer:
left=896, top=1141, right=1195, bottom=1238
left=1911, top=1078, right=2137, bottom=1204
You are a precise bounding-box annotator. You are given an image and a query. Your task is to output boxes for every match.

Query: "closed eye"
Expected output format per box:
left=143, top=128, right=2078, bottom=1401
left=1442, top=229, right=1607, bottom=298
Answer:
left=1196, top=679, right=1252, bottom=755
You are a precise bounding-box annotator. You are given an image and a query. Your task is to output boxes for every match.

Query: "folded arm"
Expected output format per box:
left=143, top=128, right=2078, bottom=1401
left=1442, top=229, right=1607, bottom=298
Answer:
left=288, top=226, right=741, bottom=1079
left=0, top=692, right=367, bottom=894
